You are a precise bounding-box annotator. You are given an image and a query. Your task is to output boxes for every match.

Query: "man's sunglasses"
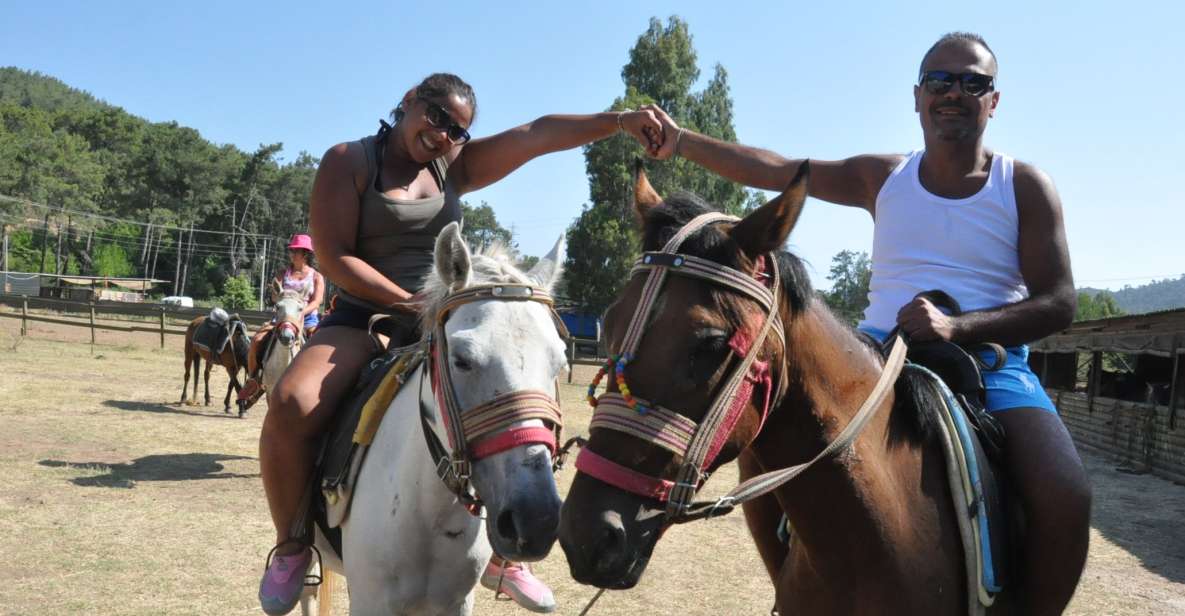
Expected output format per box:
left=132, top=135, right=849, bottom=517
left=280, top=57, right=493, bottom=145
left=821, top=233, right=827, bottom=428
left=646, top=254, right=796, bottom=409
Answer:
left=918, top=71, right=995, bottom=97
left=419, top=97, right=471, bottom=144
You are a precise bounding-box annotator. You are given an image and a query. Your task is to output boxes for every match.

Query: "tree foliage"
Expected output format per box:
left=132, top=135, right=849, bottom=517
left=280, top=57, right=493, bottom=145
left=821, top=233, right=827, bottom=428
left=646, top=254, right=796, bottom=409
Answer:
left=0, top=67, right=319, bottom=298
left=220, top=274, right=256, bottom=310
left=822, top=250, right=872, bottom=326
left=562, top=16, right=756, bottom=313
left=1075, top=291, right=1125, bottom=322
left=460, top=201, right=514, bottom=250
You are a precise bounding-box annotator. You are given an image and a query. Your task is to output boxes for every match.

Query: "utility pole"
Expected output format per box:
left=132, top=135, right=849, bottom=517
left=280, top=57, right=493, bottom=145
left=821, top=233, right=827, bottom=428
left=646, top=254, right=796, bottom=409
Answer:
left=257, top=238, right=269, bottom=309
left=149, top=226, right=163, bottom=281
left=38, top=212, right=50, bottom=273
left=180, top=222, right=195, bottom=296
left=173, top=227, right=183, bottom=295
left=228, top=201, right=237, bottom=275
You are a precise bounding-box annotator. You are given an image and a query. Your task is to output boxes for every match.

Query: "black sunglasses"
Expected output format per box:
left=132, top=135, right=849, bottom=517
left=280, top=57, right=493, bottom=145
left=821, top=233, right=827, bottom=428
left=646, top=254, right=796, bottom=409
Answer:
left=919, top=70, right=995, bottom=97
left=418, top=97, right=471, bottom=144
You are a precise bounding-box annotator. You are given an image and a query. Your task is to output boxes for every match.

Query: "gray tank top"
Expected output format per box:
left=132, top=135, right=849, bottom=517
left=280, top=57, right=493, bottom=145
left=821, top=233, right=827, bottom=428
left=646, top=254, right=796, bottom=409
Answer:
left=338, top=132, right=463, bottom=310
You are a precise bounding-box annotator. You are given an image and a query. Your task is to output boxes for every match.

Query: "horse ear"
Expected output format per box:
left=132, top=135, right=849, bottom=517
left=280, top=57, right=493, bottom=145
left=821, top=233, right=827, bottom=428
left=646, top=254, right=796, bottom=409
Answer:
left=730, top=161, right=810, bottom=258
left=526, top=234, right=566, bottom=292
left=434, top=222, right=472, bottom=291
left=633, top=158, right=662, bottom=228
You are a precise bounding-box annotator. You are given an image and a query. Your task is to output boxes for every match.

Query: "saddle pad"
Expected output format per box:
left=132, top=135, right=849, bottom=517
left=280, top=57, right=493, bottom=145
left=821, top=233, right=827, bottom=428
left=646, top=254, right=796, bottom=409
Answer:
left=907, top=364, right=1010, bottom=604
left=313, top=346, right=426, bottom=557
left=193, top=318, right=228, bottom=354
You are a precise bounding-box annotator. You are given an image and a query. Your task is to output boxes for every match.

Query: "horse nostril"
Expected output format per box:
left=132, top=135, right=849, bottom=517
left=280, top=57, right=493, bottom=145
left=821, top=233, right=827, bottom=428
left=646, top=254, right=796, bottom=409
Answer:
left=497, top=509, right=518, bottom=543
left=596, top=511, right=627, bottom=560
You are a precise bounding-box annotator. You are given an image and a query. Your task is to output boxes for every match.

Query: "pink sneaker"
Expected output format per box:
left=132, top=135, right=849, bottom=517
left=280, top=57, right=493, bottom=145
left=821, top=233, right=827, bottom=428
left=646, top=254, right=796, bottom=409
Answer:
left=481, top=557, right=557, bottom=613
left=258, top=545, right=313, bottom=615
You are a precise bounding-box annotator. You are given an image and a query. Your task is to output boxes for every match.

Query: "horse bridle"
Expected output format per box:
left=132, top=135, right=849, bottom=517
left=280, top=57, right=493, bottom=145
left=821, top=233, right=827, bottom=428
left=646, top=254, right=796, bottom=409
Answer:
left=419, top=283, right=571, bottom=515
left=580, top=212, right=907, bottom=524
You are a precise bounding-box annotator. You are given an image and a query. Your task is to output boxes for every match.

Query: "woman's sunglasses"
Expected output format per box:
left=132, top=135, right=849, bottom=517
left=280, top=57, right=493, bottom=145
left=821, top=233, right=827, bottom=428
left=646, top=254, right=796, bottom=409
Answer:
left=419, top=97, right=471, bottom=145
left=919, top=71, right=995, bottom=97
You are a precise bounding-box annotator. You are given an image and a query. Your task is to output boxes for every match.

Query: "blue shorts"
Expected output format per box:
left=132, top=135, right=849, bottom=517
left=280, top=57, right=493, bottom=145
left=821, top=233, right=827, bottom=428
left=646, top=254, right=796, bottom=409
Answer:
left=304, top=312, right=320, bottom=330
left=860, top=327, right=1056, bottom=414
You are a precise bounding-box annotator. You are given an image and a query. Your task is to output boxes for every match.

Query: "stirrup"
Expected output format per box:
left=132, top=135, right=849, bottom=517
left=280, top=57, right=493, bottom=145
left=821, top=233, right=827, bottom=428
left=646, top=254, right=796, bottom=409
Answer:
left=262, top=539, right=323, bottom=587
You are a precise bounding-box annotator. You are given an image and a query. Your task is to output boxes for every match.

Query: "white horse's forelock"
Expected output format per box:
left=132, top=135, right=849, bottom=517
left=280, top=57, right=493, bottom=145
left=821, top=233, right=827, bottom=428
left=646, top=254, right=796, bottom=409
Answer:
left=418, top=241, right=543, bottom=330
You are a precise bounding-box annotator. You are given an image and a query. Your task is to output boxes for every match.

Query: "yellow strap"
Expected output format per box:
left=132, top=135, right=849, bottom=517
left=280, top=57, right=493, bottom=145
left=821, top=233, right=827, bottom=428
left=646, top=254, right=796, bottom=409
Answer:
left=354, top=355, right=415, bottom=446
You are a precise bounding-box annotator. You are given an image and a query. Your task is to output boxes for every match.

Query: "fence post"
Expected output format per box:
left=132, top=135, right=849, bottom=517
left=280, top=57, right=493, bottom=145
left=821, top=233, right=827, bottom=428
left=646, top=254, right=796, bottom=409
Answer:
left=20, top=294, right=28, bottom=336
left=89, top=302, right=96, bottom=346
left=159, top=307, right=166, bottom=349
left=568, top=338, right=576, bottom=384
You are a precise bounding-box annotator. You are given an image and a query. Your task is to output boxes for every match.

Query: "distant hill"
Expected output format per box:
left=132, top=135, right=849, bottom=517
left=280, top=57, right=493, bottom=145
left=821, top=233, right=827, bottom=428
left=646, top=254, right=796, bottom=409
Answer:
left=1080, top=275, right=1185, bottom=315
left=0, top=67, right=112, bottom=113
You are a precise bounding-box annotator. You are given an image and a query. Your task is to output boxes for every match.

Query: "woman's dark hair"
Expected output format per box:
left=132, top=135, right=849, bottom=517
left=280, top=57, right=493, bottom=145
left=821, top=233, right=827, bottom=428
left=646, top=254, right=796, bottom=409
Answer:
left=391, top=72, right=478, bottom=123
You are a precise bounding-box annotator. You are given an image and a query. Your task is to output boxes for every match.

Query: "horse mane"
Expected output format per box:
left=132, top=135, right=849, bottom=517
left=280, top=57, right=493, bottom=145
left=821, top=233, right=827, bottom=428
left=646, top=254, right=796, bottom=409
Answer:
left=418, top=241, right=539, bottom=331
left=643, top=192, right=939, bottom=444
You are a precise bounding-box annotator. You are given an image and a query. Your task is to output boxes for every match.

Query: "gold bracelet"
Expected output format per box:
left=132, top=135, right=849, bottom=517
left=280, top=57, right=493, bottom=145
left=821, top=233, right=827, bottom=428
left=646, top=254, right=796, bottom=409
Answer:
left=674, top=127, right=686, bottom=157
left=617, top=109, right=632, bottom=133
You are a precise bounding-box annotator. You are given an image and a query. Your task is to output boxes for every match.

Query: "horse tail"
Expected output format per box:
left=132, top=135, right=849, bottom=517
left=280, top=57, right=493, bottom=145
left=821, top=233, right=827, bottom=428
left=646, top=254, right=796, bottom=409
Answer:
left=317, top=570, right=338, bottom=616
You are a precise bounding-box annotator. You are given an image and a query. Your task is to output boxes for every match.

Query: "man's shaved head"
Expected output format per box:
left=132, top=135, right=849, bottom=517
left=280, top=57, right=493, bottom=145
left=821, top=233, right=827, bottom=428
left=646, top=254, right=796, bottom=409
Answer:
left=919, top=32, right=998, bottom=79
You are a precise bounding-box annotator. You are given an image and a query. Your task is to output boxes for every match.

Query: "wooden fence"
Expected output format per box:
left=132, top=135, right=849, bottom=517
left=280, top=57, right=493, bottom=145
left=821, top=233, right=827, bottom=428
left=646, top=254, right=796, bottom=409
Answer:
left=1, top=293, right=608, bottom=374
left=1053, top=389, right=1185, bottom=485
left=0, top=293, right=271, bottom=348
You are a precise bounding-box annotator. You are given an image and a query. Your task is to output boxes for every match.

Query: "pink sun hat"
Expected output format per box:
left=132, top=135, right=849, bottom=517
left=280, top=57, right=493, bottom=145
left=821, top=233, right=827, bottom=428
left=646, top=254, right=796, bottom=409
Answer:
left=286, top=233, right=313, bottom=251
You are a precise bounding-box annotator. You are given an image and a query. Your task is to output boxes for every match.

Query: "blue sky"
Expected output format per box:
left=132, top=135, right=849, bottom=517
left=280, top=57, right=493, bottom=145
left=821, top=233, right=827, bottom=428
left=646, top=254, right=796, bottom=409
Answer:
left=3, top=0, right=1181, bottom=291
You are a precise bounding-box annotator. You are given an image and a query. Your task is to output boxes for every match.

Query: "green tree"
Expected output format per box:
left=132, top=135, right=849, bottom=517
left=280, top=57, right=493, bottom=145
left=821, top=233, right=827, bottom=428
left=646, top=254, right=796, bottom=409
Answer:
left=563, top=203, right=636, bottom=314
left=822, top=250, right=872, bottom=326
left=1075, top=291, right=1125, bottom=322
left=92, top=243, right=134, bottom=277
left=460, top=201, right=514, bottom=250
left=563, top=16, right=754, bottom=313
left=220, top=274, right=255, bottom=310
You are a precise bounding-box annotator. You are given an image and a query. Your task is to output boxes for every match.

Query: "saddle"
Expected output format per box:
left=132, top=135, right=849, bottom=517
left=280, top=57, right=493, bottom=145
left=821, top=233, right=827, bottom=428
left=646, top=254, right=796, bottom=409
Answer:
left=193, top=308, right=250, bottom=357
left=310, top=343, right=427, bottom=559
left=888, top=291, right=1012, bottom=604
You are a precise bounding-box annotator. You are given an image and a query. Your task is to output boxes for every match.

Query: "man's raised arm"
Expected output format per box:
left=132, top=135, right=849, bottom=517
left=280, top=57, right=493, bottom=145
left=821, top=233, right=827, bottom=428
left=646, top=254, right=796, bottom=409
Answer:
left=640, top=104, right=900, bottom=213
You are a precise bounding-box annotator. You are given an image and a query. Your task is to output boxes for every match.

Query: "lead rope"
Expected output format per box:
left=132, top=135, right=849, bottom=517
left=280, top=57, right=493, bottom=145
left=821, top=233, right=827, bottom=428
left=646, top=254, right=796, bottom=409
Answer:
left=578, top=588, right=607, bottom=616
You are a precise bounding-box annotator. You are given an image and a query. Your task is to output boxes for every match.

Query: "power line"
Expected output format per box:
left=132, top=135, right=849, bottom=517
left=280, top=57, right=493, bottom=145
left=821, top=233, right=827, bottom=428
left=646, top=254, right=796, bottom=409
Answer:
left=0, top=194, right=287, bottom=241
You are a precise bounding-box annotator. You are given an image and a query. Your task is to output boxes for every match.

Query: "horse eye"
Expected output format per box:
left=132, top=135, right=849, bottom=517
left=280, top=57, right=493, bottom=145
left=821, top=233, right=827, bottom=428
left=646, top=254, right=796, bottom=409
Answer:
left=452, top=356, right=474, bottom=371
left=690, top=329, right=730, bottom=383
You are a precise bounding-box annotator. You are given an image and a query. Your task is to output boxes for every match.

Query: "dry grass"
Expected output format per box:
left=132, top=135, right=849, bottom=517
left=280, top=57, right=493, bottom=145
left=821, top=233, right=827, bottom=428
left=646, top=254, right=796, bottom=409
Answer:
left=0, top=320, right=1182, bottom=615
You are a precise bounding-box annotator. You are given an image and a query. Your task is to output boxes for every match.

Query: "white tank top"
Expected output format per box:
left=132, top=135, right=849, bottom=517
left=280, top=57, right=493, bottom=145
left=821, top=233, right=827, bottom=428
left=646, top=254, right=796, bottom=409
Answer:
left=859, top=149, right=1028, bottom=333
left=282, top=267, right=316, bottom=304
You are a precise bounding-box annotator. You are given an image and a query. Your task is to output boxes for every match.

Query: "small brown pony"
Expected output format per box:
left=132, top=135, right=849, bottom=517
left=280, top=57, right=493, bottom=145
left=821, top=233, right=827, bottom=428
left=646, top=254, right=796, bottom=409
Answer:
left=559, top=166, right=1021, bottom=614
left=181, top=313, right=251, bottom=415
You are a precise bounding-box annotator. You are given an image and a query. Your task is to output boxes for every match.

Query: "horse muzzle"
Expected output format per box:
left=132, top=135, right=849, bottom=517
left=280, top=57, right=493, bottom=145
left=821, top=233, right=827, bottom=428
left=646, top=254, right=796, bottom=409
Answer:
left=472, top=444, right=562, bottom=561
left=559, top=472, right=663, bottom=589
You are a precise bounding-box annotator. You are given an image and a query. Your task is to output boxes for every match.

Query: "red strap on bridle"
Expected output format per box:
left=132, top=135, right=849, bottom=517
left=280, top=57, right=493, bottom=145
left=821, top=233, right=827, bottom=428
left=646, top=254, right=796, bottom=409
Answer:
left=470, top=426, right=557, bottom=459
left=575, top=448, right=675, bottom=501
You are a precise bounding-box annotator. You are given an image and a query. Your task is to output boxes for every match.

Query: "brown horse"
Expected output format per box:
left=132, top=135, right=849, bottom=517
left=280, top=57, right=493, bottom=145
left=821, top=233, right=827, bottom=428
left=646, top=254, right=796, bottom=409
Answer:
left=181, top=314, right=251, bottom=415
left=559, top=166, right=1020, bottom=614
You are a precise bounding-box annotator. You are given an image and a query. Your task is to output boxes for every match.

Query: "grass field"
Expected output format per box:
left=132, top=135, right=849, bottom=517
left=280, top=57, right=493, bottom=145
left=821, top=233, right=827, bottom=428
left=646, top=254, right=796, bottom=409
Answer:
left=1, top=316, right=1183, bottom=615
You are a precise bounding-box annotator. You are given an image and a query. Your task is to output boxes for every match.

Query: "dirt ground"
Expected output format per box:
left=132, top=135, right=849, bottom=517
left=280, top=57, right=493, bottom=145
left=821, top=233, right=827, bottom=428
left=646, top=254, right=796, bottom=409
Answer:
left=0, top=318, right=1183, bottom=615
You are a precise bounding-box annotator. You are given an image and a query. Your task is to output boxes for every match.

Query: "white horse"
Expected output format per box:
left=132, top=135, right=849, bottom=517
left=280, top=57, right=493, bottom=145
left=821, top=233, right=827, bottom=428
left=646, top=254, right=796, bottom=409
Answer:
left=262, top=290, right=306, bottom=394
left=304, top=222, right=568, bottom=616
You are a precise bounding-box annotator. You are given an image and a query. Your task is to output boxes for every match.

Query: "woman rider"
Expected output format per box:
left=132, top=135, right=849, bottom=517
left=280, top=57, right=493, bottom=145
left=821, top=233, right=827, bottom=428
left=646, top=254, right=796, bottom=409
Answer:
left=240, top=234, right=324, bottom=406
left=258, top=73, right=664, bottom=614
left=276, top=233, right=325, bottom=334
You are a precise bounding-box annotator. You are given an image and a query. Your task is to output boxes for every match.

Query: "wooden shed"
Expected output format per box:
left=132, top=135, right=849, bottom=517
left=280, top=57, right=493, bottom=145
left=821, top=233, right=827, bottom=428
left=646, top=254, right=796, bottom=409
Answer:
left=1030, top=309, right=1185, bottom=484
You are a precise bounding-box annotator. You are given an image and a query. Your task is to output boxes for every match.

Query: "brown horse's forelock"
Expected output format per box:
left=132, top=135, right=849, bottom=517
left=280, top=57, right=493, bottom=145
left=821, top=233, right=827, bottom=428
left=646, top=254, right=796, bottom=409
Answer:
left=640, top=191, right=814, bottom=319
